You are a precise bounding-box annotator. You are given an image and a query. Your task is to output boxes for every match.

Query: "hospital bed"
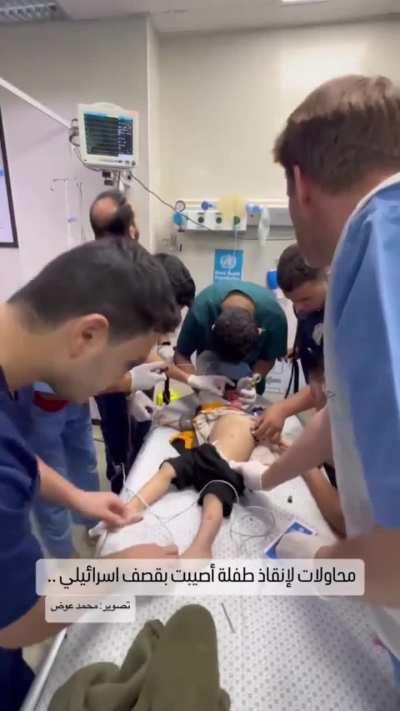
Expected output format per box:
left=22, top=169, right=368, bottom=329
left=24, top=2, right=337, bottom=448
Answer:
left=23, top=415, right=400, bottom=710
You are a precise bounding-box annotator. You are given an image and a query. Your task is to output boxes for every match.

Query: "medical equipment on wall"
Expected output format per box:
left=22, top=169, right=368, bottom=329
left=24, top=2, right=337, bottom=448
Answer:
left=173, top=197, right=292, bottom=241
left=0, top=76, right=139, bottom=186
left=182, top=194, right=247, bottom=234
left=257, top=206, right=271, bottom=244
left=77, top=102, right=139, bottom=170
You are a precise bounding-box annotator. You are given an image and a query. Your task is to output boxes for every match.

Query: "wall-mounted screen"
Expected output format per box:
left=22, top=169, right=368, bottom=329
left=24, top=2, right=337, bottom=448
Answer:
left=0, top=110, right=18, bottom=248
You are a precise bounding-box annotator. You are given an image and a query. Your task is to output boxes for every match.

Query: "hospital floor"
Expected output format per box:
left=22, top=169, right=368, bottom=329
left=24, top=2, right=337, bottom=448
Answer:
left=23, top=424, right=109, bottom=675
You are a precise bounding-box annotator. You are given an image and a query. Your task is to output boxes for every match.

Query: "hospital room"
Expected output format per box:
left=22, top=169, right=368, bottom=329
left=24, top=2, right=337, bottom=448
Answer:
left=0, top=0, right=400, bottom=708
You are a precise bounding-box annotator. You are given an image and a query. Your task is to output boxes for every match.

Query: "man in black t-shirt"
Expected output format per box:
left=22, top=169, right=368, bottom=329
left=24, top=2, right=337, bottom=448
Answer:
left=254, top=244, right=327, bottom=442
left=253, top=245, right=344, bottom=535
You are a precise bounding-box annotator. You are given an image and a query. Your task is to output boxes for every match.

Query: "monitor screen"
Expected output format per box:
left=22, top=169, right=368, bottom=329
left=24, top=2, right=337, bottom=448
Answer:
left=0, top=110, right=18, bottom=247
left=84, top=112, right=133, bottom=160
left=79, top=104, right=138, bottom=169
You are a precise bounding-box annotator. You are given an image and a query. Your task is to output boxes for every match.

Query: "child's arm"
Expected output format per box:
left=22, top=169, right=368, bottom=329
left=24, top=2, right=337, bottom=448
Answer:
left=124, top=462, right=177, bottom=521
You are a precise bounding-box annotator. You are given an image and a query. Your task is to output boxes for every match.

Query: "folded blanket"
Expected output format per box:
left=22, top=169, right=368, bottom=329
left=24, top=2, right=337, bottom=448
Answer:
left=49, top=604, right=230, bottom=711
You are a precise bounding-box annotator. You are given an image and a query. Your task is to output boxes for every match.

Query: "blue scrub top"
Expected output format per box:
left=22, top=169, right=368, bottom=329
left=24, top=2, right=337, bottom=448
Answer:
left=329, top=182, right=400, bottom=530
left=329, top=182, right=400, bottom=680
left=0, top=368, right=42, bottom=709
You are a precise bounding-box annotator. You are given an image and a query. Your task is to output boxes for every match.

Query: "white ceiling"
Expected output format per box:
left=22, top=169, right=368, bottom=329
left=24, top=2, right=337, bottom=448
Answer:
left=58, top=0, right=400, bottom=34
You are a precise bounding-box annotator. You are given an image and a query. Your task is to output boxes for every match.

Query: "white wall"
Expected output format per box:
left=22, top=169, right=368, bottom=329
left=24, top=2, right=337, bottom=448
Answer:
left=2, top=17, right=400, bottom=302
left=158, top=19, right=400, bottom=288
left=0, top=16, right=152, bottom=300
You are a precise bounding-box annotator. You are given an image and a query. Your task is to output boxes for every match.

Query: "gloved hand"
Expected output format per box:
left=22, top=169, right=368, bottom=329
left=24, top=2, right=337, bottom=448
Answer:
left=129, top=391, right=157, bottom=422
left=236, top=377, right=257, bottom=409
left=275, top=531, right=327, bottom=559
left=158, top=343, right=175, bottom=362
left=229, top=460, right=267, bottom=491
left=187, top=374, right=234, bottom=396
left=130, top=362, right=167, bottom=392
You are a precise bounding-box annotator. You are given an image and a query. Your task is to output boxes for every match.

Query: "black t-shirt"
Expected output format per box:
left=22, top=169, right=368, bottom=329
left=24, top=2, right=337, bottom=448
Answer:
left=295, top=308, right=324, bottom=382
left=294, top=311, right=337, bottom=489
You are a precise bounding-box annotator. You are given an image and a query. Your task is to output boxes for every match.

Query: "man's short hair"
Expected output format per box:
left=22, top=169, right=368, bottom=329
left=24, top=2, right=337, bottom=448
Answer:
left=274, top=74, right=400, bottom=193
left=154, top=253, right=196, bottom=309
left=211, top=308, right=259, bottom=364
left=90, top=190, right=137, bottom=239
left=9, top=238, right=180, bottom=342
left=277, top=244, right=324, bottom=292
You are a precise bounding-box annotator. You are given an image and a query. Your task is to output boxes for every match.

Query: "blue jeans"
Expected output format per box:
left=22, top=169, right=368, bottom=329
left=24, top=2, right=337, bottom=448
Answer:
left=95, top=392, right=151, bottom=493
left=29, top=402, right=99, bottom=557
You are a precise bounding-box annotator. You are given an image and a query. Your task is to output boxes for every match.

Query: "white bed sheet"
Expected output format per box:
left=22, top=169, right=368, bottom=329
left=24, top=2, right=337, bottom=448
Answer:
left=99, top=416, right=334, bottom=557
left=31, top=418, right=400, bottom=710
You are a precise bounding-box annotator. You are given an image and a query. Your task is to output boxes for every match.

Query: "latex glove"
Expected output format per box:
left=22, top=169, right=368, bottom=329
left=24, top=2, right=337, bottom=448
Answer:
left=275, top=531, right=325, bottom=559
left=229, top=460, right=267, bottom=491
left=188, top=374, right=234, bottom=396
left=129, top=391, right=157, bottom=422
left=130, top=362, right=167, bottom=393
left=253, top=402, right=287, bottom=443
left=158, top=343, right=174, bottom=362
left=237, top=377, right=257, bottom=409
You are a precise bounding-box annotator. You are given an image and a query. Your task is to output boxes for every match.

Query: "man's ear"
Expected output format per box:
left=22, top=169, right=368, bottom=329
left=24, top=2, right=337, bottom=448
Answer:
left=68, top=314, right=109, bottom=358
left=129, top=224, right=140, bottom=241
left=293, top=165, right=311, bottom=210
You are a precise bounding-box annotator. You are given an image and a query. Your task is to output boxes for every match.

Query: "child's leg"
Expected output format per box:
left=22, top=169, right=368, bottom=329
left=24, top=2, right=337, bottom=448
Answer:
left=181, top=494, right=224, bottom=559
left=180, top=415, right=255, bottom=559
left=126, top=414, right=254, bottom=515
left=125, top=461, right=177, bottom=518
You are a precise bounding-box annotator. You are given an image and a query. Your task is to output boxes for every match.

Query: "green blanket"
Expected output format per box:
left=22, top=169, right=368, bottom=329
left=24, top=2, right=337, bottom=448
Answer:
left=49, top=604, right=230, bottom=711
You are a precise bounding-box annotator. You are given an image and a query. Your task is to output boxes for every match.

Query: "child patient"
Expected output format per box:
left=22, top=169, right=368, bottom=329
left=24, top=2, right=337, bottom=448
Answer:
left=125, top=362, right=270, bottom=560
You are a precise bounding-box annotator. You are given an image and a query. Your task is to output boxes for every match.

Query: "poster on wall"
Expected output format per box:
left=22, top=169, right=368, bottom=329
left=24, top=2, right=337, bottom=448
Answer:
left=213, top=249, right=243, bottom=282
left=0, top=110, right=18, bottom=248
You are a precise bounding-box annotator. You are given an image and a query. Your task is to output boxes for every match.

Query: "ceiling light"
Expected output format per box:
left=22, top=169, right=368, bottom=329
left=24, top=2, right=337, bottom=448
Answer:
left=0, top=1, right=66, bottom=23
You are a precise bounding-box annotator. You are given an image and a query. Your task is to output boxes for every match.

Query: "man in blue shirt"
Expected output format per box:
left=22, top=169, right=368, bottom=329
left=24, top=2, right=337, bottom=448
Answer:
left=231, top=75, right=400, bottom=683
left=0, top=237, right=180, bottom=709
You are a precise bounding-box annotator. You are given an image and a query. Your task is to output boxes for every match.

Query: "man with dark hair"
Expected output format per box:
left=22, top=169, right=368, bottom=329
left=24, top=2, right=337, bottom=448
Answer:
left=90, top=189, right=140, bottom=240
left=276, top=243, right=326, bottom=303
left=95, top=248, right=197, bottom=493
left=211, top=308, right=259, bottom=363
left=154, top=253, right=196, bottom=309
left=0, top=237, right=179, bottom=710
left=175, top=280, right=288, bottom=405
left=254, top=244, right=328, bottom=442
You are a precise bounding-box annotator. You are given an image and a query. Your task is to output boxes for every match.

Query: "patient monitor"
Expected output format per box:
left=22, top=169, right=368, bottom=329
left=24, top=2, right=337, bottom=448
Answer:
left=78, top=102, right=139, bottom=170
